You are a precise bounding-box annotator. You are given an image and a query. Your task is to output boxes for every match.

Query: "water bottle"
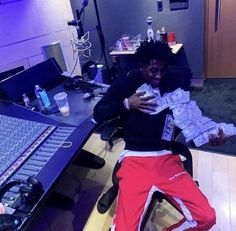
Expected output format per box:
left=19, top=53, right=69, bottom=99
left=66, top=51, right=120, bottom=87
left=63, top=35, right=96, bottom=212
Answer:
left=22, top=93, right=31, bottom=108
left=34, top=85, right=51, bottom=112
left=146, top=16, right=154, bottom=41
left=156, top=30, right=161, bottom=41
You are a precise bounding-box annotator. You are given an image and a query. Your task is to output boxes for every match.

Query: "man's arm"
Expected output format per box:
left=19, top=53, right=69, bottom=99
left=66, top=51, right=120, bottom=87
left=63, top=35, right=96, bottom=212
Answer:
left=93, top=78, right=127, bottom=123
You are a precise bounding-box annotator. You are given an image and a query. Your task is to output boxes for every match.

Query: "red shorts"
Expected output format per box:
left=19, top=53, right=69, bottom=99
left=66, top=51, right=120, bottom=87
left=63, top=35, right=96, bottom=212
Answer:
left=111, top=154, right=216, bottom=231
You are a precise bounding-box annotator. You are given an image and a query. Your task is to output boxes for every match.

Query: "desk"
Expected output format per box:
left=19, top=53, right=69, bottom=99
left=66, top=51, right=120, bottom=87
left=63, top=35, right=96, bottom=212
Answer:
left=42, top=84, right=101, bottom=126
left=0, top=85, right=104, bottom=230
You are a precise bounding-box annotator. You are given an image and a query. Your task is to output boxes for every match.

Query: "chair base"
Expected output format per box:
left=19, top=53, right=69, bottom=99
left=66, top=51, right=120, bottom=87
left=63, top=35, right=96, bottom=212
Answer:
left=45, top=191, right=74, bottom=211
left=97, top=186, right=118, bottom=214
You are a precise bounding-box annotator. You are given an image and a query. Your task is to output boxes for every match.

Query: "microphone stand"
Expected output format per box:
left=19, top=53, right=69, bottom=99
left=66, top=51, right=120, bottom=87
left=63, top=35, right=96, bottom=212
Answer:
left=72, top=1, right=111, bottom=82
left=75, top=9, right=84, bottom=39
left=93, top=0, right=111, bottom=82
left=73, top=8, right=107, bottom=168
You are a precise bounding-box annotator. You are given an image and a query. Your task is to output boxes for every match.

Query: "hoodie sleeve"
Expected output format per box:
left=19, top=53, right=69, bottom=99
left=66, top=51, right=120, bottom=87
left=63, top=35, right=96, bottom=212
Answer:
left=93, top=78, right=128, bottom=123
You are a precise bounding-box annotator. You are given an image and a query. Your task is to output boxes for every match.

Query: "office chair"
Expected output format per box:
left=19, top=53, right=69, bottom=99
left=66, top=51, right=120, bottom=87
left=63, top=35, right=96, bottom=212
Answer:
left=97, top=66, right=194, bottom=229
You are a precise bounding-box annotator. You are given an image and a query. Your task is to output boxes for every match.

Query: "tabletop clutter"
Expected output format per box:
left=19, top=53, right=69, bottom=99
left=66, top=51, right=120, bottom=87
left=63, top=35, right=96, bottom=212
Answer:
left=111, top=16, right=177, bottom=52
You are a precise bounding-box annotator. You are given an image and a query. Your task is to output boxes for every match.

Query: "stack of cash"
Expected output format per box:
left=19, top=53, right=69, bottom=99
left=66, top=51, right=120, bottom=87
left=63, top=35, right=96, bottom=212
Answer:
left=136, top=85, right=190, bottom=114
left=136, top=84, right=236, bottom=147
left=136, top=83, right=161, bottom=114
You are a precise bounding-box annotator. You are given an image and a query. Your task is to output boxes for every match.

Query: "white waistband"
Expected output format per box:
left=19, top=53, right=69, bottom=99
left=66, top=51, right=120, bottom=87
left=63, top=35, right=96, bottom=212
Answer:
left=118, top=149, right=172, bottom=163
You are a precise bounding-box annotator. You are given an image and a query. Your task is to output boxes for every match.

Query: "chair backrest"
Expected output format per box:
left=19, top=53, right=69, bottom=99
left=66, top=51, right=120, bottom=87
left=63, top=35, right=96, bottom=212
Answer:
left=127, top=66, right=192, bottom=92
left=160, top=65, right=192, bottom=93
left=127, top=69, right=142, bottom=79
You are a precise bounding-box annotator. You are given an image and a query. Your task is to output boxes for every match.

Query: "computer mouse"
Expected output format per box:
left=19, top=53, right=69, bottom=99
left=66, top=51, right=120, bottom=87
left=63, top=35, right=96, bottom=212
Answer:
left=82, top=92, right=93, bottom=99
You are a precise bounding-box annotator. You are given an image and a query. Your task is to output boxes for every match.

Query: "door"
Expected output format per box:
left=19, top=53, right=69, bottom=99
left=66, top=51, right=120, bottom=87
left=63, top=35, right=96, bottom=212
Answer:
left=205, top=0, right=236, bottom=78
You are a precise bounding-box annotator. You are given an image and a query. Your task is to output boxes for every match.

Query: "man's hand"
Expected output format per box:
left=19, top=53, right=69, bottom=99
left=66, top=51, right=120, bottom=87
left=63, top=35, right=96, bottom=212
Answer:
left=208, top=128, right=226, bottom=146
left=128, top=91, right=157, bottom=113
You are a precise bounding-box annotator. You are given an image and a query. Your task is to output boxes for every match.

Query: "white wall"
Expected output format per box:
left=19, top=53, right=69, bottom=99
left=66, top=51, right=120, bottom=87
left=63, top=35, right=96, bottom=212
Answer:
left=0, top=0, right=81, bottom=75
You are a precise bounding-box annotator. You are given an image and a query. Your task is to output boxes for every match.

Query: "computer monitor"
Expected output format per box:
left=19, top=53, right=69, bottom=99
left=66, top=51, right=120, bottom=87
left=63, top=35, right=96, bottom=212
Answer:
left=0, top=58, right=66, bottom=102
left=0, top=66, right=25, bottom=82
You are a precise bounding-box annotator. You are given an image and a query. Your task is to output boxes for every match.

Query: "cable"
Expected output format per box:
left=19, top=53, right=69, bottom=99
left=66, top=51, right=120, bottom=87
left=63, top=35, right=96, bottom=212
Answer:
left=68, top=51, right=80, bottom=78
left=102, top=142, right=109, bottom=159
left=96, top=48, right=104, bottom=65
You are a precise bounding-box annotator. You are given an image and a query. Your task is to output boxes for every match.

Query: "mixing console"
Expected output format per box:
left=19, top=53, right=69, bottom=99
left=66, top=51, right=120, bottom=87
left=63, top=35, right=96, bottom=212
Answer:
left=0, top=114, right=75, bottom=207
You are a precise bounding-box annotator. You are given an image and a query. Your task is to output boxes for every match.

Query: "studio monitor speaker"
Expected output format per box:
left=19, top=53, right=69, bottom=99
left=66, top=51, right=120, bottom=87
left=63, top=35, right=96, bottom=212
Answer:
left=41, top=41, right=68, bottom=72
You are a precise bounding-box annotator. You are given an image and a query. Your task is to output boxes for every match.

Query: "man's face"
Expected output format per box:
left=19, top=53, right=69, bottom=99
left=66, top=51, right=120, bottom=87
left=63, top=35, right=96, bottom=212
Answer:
left=140, top=59, right=166, bottom=88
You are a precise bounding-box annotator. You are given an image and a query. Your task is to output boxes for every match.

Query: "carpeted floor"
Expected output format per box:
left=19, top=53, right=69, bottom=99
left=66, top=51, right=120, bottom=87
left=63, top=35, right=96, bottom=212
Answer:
left=189, top=78, right=236, bottom=155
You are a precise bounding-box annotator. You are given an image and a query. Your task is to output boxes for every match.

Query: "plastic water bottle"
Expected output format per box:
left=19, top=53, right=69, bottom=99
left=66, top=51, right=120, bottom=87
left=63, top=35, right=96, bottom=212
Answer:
left=22, top=93, right=31, bottom=108
left=34, top=85, right=51, bottom=112
left=146, top=16, right=154, bottom=41
left=156, top=30, right=161, bottom=41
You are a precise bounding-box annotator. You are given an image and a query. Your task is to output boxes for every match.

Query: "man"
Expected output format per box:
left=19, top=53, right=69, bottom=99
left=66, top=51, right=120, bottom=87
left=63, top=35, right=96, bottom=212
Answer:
left=93, top=40, right=222, bottom=231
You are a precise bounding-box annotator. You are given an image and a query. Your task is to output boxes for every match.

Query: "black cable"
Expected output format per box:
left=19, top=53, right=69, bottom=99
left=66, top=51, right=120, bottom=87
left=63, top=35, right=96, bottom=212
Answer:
left=96, top=49, right=104, bottom=65
left=69, top=52, right=80, bottom=78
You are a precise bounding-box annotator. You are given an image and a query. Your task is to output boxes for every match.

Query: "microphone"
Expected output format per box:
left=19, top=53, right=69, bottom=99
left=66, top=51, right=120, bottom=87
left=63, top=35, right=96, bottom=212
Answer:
left=82, top=0, right=89, bottom=8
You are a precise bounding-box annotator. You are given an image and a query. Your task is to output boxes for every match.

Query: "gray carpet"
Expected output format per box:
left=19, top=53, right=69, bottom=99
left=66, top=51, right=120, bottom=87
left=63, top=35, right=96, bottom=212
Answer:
left=189, top=78, right=236, bottom=155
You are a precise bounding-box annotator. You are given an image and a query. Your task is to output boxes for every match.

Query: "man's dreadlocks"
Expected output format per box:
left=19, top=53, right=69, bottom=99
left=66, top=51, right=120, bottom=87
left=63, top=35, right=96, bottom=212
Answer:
left=135, top=39, right=173, bottom=65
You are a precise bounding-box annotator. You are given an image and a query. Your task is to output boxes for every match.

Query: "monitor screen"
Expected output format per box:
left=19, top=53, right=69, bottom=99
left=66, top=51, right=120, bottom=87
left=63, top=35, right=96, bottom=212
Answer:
left=0, top=66, right=24, bottom=82
left=0, top=58, right=66, bottom=102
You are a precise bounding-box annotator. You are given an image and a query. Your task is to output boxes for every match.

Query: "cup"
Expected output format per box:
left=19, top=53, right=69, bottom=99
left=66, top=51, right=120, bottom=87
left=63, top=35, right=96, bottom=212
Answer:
left=167, top=32, right=176, bottom=46
left=122, top=35, right=131, bottom=50
left=53, top=92, right=70, bottom=117
left=115, top=39, right=123, bottom=50
left=89, top=64, right=103, bottom=82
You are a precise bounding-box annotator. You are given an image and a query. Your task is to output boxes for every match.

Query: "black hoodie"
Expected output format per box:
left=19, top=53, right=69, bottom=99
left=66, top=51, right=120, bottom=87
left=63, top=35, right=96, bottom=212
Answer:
left=93, top=70, right=180, bottom=151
